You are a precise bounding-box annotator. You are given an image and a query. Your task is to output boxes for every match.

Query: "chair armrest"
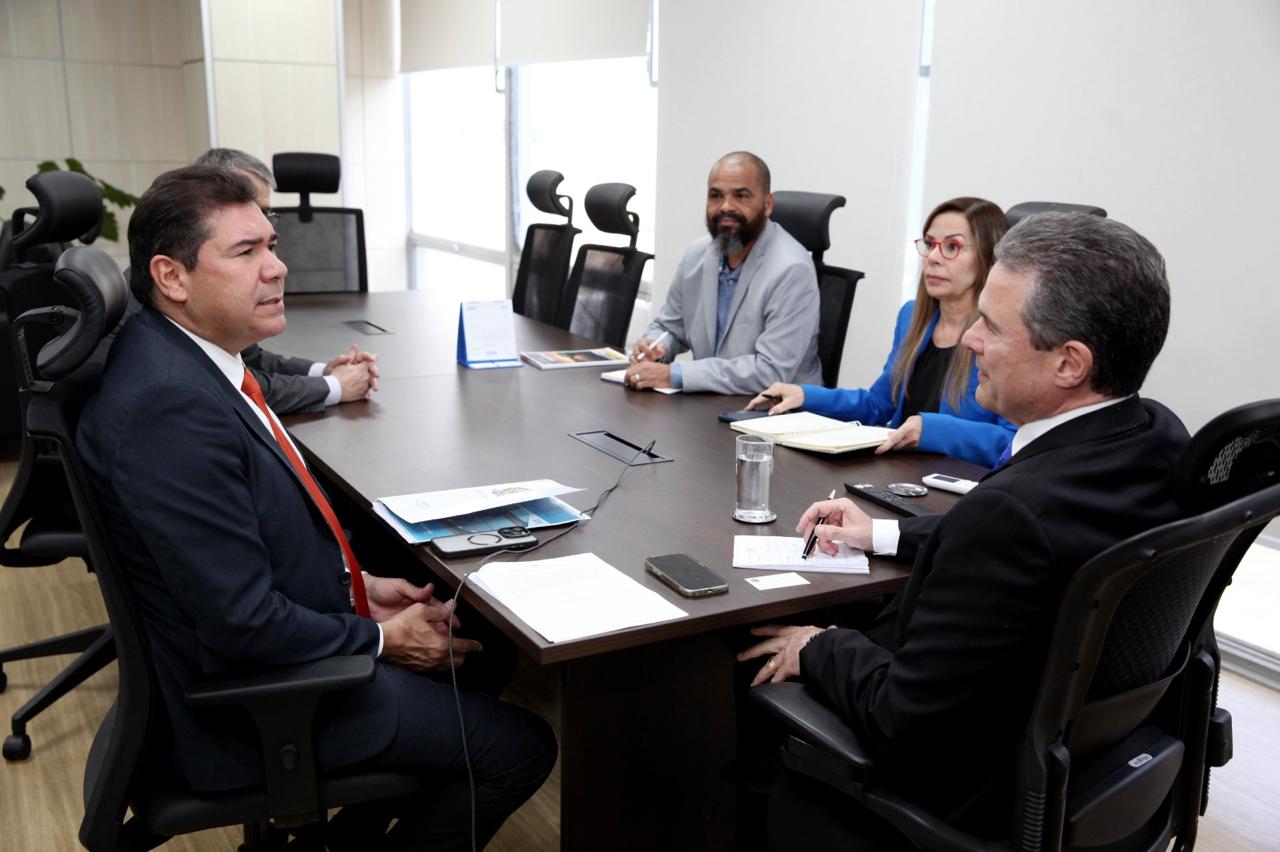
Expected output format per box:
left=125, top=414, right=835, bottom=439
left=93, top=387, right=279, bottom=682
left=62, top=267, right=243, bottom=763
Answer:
left=185, top=654, right=377, bottom=826
left=751, top=682, right=875, bottom=770
left=185, top=655, right=375, bottom=707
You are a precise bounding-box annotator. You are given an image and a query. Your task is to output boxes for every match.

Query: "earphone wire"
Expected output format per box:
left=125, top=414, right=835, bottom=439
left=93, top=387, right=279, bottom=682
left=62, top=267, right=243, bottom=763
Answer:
left=446, top=438, right=657, bottom=852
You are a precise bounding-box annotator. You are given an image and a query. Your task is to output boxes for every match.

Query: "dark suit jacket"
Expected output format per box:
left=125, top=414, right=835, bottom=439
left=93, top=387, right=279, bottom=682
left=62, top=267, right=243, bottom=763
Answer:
left=77, top=307, right=395, bottom=791
left=799, top=396, right=1189, bottom=819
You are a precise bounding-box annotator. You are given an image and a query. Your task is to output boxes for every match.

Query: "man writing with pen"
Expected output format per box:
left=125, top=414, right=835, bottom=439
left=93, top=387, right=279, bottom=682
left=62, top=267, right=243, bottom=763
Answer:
left=623, top=151, right=821, bottom=393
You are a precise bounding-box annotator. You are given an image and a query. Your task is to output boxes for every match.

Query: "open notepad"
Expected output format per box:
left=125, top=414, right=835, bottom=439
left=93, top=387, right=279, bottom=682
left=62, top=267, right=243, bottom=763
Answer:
left=733, top=536, right=869, bottom=574
left=730, top=411, right=891, bottom=454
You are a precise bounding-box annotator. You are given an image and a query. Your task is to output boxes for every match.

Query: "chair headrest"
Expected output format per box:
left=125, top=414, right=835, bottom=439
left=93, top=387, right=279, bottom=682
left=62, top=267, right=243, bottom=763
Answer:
left=11, top=171, right=103, bottom=254
left=1005, top=201, right=1106, bottom=228
left=584, top=183, right=639, bottom=242
left=527, top=170, right=573, bottom=220
left=1176, top=398, right=1280, bottom=514
left=32, top=247, right=127, bottom=379
left=770, top=191, right=848, bottom=255
left=273, top=153, right=341, bottom=194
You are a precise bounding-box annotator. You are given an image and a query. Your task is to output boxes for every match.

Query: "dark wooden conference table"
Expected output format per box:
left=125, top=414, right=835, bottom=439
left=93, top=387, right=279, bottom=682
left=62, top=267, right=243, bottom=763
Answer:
left=274, top=291, right=987, bottom=851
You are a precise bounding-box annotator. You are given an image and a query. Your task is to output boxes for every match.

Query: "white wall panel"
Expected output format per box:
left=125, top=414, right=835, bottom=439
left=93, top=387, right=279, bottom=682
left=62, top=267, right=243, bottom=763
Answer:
left=59, top=0, right=185, bottom=65
left=0, top=0, right=62, bottom=58
left=0, top=58, right=71, bottom=158
left=65, top=62, right=186, bottom=162
left=925, top=0, right=1280, bottom=432
left=209, top=0, right=336, bottom=64
left=654, top=0, right=923, bottom=388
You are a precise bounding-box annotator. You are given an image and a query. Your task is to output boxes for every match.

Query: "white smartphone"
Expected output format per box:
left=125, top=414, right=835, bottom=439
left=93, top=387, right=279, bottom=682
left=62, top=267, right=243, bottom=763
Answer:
left=921, top=473, right=978, bottom=495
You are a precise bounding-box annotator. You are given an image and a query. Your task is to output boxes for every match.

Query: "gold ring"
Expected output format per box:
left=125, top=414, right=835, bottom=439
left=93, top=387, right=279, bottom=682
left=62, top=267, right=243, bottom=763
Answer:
left=768, top=657, right=779, bottom=670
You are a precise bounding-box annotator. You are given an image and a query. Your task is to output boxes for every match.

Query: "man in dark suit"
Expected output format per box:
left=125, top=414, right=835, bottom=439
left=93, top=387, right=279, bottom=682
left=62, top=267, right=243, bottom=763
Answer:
left=739, top=212, right=1188, bottom=846
left=78, top=166, right=555, bottom=850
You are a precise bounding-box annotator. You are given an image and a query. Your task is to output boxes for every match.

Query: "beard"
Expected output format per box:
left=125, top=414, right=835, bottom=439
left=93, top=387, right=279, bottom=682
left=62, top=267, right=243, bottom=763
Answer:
left=707, top=208, right=767, bottom=257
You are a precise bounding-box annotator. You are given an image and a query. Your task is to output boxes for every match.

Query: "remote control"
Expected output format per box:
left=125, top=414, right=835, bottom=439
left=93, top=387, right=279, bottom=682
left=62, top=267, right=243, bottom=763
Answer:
left=921, top=473, right=979, bottom=495
left=844, top=482, right=937, bottom=518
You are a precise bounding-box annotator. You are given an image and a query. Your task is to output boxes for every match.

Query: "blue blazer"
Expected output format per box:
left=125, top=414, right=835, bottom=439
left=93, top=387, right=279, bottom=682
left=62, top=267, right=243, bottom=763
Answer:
left=800, top=301, right=1014, bottom=467
left=77, top=307, right=395, bottom=791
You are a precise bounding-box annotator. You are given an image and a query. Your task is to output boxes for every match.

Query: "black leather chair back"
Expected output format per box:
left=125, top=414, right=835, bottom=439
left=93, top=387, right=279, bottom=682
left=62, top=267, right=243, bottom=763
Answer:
left=770, top=191, right=864, bottom=388
left=1005, top=201, right=1107, bottom=227
left=271, top=153, right=367, bottom=293
left=512, top=170, right=580, bottom=326
left=558, top=182, right=652, bottom=348
left=1, top=171, right=103, bottom=556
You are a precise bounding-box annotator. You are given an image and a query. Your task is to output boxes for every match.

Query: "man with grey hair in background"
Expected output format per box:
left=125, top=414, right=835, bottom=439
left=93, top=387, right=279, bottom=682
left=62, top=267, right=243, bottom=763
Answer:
left=740, top=212, right=1190, bottom=846
left=624, top=150, right=821, bottom=394
left=193, top=148, right=379, bottom=413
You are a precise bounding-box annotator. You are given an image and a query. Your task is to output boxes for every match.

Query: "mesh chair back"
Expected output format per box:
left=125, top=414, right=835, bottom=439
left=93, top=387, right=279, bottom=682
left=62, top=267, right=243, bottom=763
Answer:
left=512, top=223, right=579, bottom=326
left=562, top=246, right=653, bottom=349
left=273, top=208, right=368, bottom=293
left=1014, top=482, right=1280, bottom=849
left=770, top=191, right=863, bottom=388
left=1005, top=201, right=1107, bottom=227
left=816, top=265, right=864, bottom=388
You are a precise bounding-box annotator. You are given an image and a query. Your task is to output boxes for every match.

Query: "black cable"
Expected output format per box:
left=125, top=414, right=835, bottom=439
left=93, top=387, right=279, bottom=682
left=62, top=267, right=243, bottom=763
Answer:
left=445, top=438, right=656, bottom=852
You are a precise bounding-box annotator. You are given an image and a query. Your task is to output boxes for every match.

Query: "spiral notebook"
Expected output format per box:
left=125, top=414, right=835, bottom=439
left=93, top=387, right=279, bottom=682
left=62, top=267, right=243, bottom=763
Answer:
left=730, top=411, right=891, bottom=454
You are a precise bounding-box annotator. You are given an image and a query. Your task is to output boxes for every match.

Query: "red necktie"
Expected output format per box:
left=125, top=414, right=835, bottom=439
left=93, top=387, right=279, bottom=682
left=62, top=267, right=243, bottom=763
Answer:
left=240, top=369, right=371, bottom=618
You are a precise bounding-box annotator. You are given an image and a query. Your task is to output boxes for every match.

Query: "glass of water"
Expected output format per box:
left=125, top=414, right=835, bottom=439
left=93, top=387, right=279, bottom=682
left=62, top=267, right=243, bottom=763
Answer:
left=734, top=434, right=777, bottom=523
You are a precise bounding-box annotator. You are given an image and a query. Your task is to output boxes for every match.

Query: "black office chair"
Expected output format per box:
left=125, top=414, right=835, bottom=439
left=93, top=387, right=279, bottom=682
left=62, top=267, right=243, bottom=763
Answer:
left=2, top=245, right=427, bottom=849
left=1171, top=399, right=1280, bottom=824
left=750, top=430, right=1280, bottom=849
left=556, top=182, right=653, bottom=349
left=512, top=170, right=581, bottom=326
left=0, top=170, right=115, bottom=762
left=271, top=152, right=368, bottom=294
left=770, top=191, right=865, bottom=388
left=1005, top=201, right=1107, bottom=227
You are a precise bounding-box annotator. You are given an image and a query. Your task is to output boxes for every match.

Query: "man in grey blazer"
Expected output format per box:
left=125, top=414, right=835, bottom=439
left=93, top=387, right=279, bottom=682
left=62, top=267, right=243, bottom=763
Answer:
left=625, top=151, right=821, bottom=395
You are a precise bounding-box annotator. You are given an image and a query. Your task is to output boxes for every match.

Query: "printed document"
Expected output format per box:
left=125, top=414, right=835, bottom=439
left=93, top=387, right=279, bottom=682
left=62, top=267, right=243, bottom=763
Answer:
left=378, top=479, right=583, bottom=524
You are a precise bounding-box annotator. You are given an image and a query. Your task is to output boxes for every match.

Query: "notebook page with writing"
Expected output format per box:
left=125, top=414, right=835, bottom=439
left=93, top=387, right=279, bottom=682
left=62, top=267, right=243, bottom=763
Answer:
left=730, top=412, right=891, bottom=453
left=733, top=536, right=869, bottom=574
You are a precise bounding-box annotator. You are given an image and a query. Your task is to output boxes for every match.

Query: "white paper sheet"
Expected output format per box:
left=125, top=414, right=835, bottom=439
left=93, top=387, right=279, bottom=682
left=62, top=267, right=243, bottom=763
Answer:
left=733, top=536, right=869, bottom=574
left=470, top=553, right=687, bottom=643
left=745, top=572, right=811, bottom=590
left=378, top=479, right=583, bottom=524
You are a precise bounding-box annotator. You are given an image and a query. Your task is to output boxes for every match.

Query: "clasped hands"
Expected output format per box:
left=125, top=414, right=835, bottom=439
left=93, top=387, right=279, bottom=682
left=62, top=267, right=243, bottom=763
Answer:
left=364, top=574, right=482, bottom=673
left=745, top=382, right=924, bottom=454
left=623, top=337, right=672, bottom=389
left=325, top=343, right=381, bottom=402
left=737, top=496, right=872, bottom=685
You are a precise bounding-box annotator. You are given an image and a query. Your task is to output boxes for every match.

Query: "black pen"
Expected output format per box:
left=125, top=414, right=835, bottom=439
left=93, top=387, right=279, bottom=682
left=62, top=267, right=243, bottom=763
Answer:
left=802, top=489, right=838, bottom=559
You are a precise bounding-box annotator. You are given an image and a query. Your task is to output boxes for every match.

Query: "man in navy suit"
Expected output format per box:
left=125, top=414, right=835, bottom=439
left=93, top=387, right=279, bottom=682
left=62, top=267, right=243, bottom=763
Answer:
left=740, top=212, right=1189, bottom=847
left=78, top=166, right=555, bottom=850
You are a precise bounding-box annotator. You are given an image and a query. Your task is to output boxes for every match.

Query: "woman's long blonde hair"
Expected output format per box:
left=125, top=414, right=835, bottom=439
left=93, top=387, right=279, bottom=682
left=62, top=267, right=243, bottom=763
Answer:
left=889, top=197, right=1009, bottom=411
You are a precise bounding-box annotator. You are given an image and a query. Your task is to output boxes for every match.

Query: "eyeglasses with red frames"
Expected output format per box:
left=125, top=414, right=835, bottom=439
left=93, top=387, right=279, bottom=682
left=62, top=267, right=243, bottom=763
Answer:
left=914, top=236, right=968, bottom=260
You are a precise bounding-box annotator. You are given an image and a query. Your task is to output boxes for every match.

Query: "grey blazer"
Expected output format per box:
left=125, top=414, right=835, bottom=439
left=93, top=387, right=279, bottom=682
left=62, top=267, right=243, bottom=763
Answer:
left=242, top=344, right=330, bottom=414
left=644, top=219, right=821, bottom=394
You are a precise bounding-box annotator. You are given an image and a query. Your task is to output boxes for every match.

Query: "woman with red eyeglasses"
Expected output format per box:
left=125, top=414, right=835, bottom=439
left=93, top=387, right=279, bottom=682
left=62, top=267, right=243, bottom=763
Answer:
left=748, top=196, right=1014, bottom=467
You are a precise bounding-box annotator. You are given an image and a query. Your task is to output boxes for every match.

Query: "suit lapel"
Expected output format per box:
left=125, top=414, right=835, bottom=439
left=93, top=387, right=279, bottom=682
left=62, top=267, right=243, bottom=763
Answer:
left=143, top=309, right=306, bottom=488
left=723, top=221, right=772, bottom=342
left=980, top=396, right=1149, bottom=482
left=699, top=242, right=720, bottom=352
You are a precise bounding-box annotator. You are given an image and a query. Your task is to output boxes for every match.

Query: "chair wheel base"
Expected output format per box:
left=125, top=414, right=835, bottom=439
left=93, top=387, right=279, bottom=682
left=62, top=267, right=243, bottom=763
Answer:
left=0, top=667, right=7, bottom=693
left=3, top=733, right=31, bottom=761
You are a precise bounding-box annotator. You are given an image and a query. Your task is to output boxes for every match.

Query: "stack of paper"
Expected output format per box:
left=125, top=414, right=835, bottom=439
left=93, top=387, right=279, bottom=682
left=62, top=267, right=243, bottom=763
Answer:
left=730, top=411, right=890, bottom=453
left=470, top=553, right=687, bottom=643
left=733, top=536, right=869, bottom=574
left=374, top=480, right=586, bottom=544
left=600, top=369, right=681, bottom=395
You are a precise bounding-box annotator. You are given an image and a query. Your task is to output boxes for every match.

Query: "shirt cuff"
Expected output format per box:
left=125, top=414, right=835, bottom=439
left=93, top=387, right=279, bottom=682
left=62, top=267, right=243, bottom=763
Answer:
left=308, top=361, right=326, bottom=377
left=871, top=519, right=900, bottom=556
left=375, top=623, right=384, bottom=657
left=669, top=362, right=683, bottom=388
left=323, top=375, right=341, bottom=406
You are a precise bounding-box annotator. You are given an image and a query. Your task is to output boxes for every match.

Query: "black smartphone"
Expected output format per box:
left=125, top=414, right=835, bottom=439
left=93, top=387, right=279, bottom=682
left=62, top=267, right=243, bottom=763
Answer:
left=644, top=553, right=729, bottom=597
left=718, top=409, right=771, bottom=423
left=429, top=526, right=538, bottom=558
